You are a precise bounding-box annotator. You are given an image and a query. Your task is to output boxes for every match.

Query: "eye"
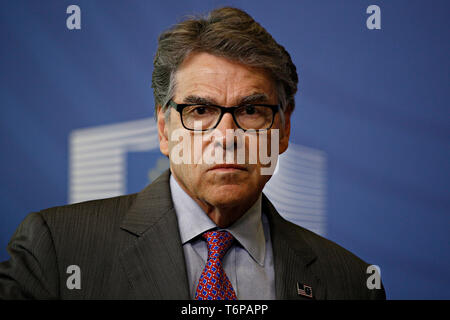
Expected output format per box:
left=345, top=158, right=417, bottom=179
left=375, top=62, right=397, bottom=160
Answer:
left=244, top=105, right=256, bottom=115
left=184, top=105, right=218, bottom=117
left=194, top=106, right=207, bottom=115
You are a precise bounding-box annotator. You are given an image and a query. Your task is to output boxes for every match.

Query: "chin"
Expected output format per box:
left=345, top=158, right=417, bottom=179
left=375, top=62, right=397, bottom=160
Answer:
left=206, top=184, right=256, bottom=206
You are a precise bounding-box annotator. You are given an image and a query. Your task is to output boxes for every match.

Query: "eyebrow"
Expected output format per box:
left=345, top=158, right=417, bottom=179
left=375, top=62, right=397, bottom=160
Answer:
left=239, top=93, right=270, bottom=105
left=183, top=95, right=217, bottom=105
left=182, top=93, right=270, bottom=106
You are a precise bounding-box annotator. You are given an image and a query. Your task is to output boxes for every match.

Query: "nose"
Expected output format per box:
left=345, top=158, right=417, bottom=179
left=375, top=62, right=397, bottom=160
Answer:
left=213, top=112, right=239, bottom=150
left=216, top=112, right=237, bottom=132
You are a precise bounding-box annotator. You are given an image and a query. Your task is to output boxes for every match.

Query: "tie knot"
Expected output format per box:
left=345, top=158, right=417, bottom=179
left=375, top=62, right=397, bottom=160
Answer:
left=203, top=230, right=234, bottom=260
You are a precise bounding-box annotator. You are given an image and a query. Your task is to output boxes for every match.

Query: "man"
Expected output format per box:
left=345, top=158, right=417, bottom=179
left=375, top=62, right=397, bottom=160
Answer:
left=0, top=7, right=385, bottom=300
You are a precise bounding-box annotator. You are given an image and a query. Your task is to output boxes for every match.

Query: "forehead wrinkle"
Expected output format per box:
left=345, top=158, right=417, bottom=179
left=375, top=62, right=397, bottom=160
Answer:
left=173, top=76, right=225, bottom=103
left=176, top=75, right=275, bottom=104
left=174, top=54, right=277, bottom=106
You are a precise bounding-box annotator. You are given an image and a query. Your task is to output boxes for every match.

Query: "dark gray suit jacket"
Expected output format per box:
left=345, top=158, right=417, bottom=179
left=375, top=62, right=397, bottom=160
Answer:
left=0, top=170, right=385, bottom=299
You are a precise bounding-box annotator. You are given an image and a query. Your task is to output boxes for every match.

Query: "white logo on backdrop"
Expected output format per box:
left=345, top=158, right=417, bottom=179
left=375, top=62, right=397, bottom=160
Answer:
left=69, top=118, right=327, bottom=236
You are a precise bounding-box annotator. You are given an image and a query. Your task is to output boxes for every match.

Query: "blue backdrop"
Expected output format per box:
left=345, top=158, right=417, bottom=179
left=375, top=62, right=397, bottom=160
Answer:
left=1, top=0, right=449, bottom=299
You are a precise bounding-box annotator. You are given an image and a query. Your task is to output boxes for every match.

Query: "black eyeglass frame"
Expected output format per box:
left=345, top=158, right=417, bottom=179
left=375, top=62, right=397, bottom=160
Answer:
left=167, top=99, right=280, bottom=132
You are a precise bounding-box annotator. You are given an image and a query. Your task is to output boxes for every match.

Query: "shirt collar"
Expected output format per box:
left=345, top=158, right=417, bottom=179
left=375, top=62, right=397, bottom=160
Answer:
left=170, top=174, right=266, bottom=266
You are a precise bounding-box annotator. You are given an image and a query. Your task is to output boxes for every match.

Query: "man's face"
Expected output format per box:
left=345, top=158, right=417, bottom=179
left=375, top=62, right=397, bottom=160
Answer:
left=158, top=52, right=291, bottom=216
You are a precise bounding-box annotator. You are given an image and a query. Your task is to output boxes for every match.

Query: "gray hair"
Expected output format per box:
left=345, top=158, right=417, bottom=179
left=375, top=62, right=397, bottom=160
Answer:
left=151, top=7, right=299, bottom=123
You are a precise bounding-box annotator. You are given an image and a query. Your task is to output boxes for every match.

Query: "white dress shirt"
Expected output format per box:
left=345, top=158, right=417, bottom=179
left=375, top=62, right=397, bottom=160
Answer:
left=170, top=174, right=276, bottom=299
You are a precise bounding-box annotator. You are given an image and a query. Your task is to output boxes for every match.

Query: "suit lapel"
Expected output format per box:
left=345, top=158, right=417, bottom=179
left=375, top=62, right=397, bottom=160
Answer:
left=119, top=170, right=190, bottom=299
left=263, top=195, right=327, bottom=300
left=116, top=170, right=325, bottom=300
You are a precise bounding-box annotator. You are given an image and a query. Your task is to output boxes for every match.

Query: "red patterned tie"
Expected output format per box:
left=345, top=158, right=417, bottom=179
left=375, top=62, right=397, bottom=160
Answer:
left=194, top=230, right=237, bottom=300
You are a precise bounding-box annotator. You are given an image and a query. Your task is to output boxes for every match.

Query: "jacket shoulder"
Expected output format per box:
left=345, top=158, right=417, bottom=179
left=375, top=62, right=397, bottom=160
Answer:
left=39, top=193, right=137, bottom=229
left=280, top=218, right=385, bottom=299
left=295, top=223, right=369, bottom=266
left=35, top=194, right=139, bottom=267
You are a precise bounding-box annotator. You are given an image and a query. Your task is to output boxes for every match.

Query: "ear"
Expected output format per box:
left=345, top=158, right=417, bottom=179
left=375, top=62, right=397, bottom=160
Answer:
left=279, top=110, right=292, bottom=155
left=157, top=106, right=169, bottom=157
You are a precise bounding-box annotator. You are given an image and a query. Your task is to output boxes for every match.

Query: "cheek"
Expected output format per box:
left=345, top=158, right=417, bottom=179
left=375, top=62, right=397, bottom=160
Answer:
left=168, top=135, right=205, bottom=189
left=194, top=134, right=210, bottom=163
left=257, top=130, right=279, bottom=155
left=170, top=161, right=202, bottom=197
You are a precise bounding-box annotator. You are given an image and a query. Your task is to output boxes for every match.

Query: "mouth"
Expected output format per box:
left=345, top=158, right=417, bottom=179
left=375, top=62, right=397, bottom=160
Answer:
left=208, top=164, right=248, bottom=172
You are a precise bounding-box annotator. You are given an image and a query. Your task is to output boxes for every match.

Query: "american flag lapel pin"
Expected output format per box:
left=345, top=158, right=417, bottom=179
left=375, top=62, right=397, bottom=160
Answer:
left=297, top=282, right=313, bottom=298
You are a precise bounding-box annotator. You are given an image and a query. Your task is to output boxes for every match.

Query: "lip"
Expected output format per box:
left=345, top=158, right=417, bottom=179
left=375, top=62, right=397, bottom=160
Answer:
left=208, top=164, right=247, bottom=171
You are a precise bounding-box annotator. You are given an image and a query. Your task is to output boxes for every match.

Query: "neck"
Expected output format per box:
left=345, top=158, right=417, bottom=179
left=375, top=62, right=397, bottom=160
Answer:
left=172, top=174, right=259, bottom=228
left=196, top=197, right=258, bottom=228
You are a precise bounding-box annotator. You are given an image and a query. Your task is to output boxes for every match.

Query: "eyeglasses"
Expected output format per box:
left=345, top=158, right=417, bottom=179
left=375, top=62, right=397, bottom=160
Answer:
left=168, top=100, right=279, bottom=131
